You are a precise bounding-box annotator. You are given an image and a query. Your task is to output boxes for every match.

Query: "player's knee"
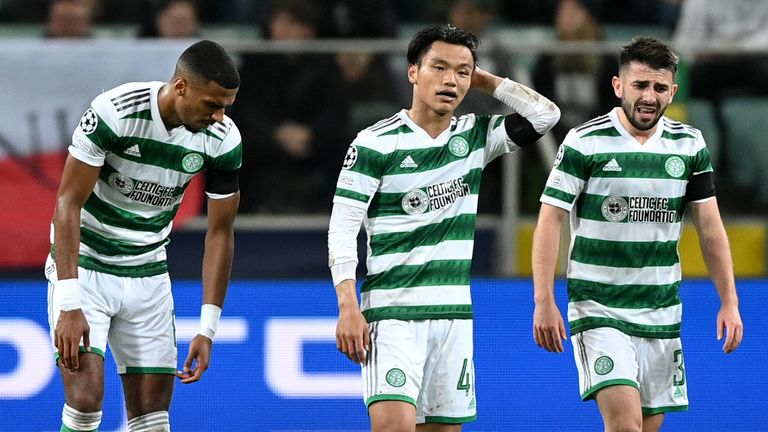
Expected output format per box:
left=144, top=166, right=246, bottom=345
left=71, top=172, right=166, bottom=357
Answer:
left=371, top=418, right=414, bottom=432
left=66, top=391, right=103, bottom=412
left=127, top=410, right=170, bottom=432
left=62, top=404, right=102, bottom=431
left=607, top=417, right=642, bottom=432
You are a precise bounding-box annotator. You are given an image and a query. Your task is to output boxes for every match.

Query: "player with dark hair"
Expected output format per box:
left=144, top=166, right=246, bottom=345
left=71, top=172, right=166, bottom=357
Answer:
left=532, top=37, right=743, bottom=432
left=47, top=40, right=241, bottom=432
left=329, top=24, right=560, bottom=431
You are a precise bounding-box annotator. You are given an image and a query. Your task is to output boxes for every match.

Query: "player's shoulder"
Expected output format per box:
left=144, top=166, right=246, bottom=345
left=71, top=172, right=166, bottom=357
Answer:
left=660, top=116, right=701, bottom=140
left=572, top=113, right=617, bottom=139
left=93, top=81, right=159, bottom=110
left=354, top=111, right=409, bottom=152
left=203, top=115, right=239, bottom=143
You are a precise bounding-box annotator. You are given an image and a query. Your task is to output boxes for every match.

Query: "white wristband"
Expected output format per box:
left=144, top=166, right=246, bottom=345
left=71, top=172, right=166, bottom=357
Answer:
left=199, top=304, right=222, bottom=341
left=54, top=278, right=82, bottom=311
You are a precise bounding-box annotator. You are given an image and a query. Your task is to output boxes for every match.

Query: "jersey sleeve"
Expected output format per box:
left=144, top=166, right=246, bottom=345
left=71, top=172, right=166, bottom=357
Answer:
left=482, top=114, right=519, bottom=166
left=69, top=94, right=121, bottom=167
left=539, top=129, right=588, bottom=212
left=332, top=131, right=386, bottom=211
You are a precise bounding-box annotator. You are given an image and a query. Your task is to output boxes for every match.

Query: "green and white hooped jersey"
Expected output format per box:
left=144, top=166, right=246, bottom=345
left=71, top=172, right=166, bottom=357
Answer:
left=334, top=109, right=517, bottom=322
left=55, top=81, right=242, bottom=277
left=541, top=108, right=714, bottom=339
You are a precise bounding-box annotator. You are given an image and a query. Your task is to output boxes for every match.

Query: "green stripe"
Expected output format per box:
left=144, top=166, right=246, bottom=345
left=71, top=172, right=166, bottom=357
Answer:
left=55, top=346, right=106, bottom=362
left=362, top=304, right=473, bottom=322
left=581, top=126, right=621, bottom=138
left=643, top=405, right=688, bottom=414
left=567, top=278, right=681, bottom=309
left=121, top=367, right=177, bottom=375
left=555, top=145, right=589, bottom=180
left=88, top=111, right=120, bottom=152
left=425, top=415, right=477, bottom=424
left=692, top=146, right=712, bottom=172
left=492, top=115, right=504, bottom=129
left=209, top=144, right=242, bottom=170
left=78, top=255, right=168, bottom=277
left=334, top=187, right=370, bottom=204
left=84, top=193, right=179, bottom=233
left=377, top=124, right=413, bottom=137
left=570, top=317, right=681, bottom=338
left=362, top=260, right=471, bottom=291
left=369, top=214, right=476, bottom=256
left=661, top=130, right=695, bottom=140
left=368, top=169, right=481, bottom=218
left=366, top=394, right=416, bottom=407
left=542, top=186, right=576, bottom=205
left=575, top=193, right=684, bottom=223
left=110, top=136, right=208, bottom=173
left=589, top=152, right=694, bottom=179
left=81, top=227, right=168, bottom=257
left=61, top=425, right=96, bottom=432
left=570, top=236, right=680, bottom=268
left=582, top=379, right=638, bottom=401
left=346, top=145, right=386, bottom=178
left=120, top=109, right=152, bottom=120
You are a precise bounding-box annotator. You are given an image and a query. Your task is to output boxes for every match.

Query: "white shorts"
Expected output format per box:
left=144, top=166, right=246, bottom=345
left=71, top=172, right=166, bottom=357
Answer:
left=363, top=319, right=476, bottom=424
left=46, top=254, right=177, bottom=374
left=572, top=327, right=688, bottom=414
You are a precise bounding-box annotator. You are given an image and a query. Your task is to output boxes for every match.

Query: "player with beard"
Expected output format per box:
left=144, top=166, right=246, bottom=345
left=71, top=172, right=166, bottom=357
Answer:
left=531, top=37, right=743, bottom=432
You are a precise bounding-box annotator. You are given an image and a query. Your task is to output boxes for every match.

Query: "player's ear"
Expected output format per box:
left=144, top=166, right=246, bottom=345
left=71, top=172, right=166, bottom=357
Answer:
left=611, top=75, right=622, bottom=99
left=407, top=63, right=418, bottom=84
left=173, top=76, right=187, bottom=95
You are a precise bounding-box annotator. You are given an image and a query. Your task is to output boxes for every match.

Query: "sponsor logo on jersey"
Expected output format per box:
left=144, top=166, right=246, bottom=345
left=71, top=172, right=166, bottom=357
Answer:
left=399, top=155, right=418, bottom=168
left=108, top=172, right=135, bottom=195
left=448, top=136, right=470, bottom=157
left=664, top=155, right=686, bottom=178
left=79, top=109, right=98, bottom=135
left=601, top=196, right=677, bottom=223
left=342, top=144, right=358, bottom=169
left=427, top=176, right=471, bottom=211
left=594, top=356, right=614, bottom=375
left=385, top=368, right=406, bottom=387
left=127, top=180, right=181, bottom=207
left=123, top=144, right=141, bottom=157
left=402, top=189, right=429, bottom=215
left=602, top=158, right=622, bottom=172
left=181, top=153, right=204, bottom=173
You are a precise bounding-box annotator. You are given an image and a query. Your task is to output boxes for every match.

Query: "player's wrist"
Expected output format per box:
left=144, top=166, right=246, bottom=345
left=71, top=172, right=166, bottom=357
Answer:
left=199, top=304, right=222, bottom=341
left=54, top=278, right=82, bottom=311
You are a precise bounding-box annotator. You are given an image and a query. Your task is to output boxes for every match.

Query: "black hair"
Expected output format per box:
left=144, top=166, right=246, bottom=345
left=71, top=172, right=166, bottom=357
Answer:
left=176, top=40, right=240, bottom=89
left=619, top=36, right=679, bottom=77
left=406, top=24, right=479, bottom=66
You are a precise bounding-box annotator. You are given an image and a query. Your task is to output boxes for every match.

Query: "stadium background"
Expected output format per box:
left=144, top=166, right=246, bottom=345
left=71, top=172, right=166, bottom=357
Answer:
left=1, top=2, right=767, bottom=431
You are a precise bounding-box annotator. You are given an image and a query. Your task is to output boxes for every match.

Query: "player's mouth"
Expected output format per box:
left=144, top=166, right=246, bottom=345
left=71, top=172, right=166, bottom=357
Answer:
left=635, top=104, right=657, bottom=122
left=436, top=90, right=458, bottom=102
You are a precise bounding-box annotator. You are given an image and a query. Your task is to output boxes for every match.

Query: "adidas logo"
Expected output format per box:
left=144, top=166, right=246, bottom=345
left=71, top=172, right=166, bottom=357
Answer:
left=673, top=385, right=685, bottom=399
left=400, top=155, right=418, bottom=168
left=602, top=158, right=622, bottom=172
left=124, top=144, right=141, bottom=157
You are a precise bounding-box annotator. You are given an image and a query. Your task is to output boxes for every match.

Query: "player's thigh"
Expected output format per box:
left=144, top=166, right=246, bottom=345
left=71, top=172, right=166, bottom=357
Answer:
left=571, top=327, right=640, bottom=401
left=109, top=273, right=177, bottom=375
left=636, top=336, right=688, bottom=413
left=595, top=385, right=643, bottom=432
left=121, top=373, right=175, bottom=419
left=369, top=400, right=416, bottom=432
left=59, top=353, right=106, bottom=411
left=417, top=319, right=475, bottom=425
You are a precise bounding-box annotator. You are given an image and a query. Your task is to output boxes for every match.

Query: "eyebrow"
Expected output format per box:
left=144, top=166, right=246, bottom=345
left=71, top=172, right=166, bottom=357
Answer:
left=429, top=57, right=473, bottom=69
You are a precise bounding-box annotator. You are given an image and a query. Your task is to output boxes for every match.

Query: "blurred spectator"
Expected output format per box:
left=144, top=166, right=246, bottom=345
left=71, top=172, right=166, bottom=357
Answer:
left=235, top=0, right=349, bottom=214
left=318, top=0, right=398, bottom=38
left=532, top=0, right=618, bottom=142
left=673, top=0, right=768, bottom=101
left=138, top=0, right=200, bottom=38
left=46, top=0, right=93, bottom=38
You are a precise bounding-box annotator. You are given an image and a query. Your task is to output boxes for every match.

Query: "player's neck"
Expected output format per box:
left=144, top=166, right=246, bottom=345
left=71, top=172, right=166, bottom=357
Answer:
left=406, top=104, right=453, bottom=139
left=616, top=108, right=656, bottom=145
left=157, top=83, right=181, bottom=130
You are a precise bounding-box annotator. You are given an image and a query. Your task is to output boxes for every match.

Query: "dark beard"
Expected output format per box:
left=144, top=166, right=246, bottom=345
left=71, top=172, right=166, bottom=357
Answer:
left=621, top=99, right=665, bottom=131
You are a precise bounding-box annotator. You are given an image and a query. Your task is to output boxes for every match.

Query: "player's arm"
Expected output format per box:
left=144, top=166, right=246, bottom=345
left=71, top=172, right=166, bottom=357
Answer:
left=328, top=202, right=369, bottom=365
left=178, top=167, right=240, bottom=384
left=687, top=198, right=743, bottom=353
left=532, top=203, right=568, bottom=353
left=471, top=66, right=561, bottom=146
left=52, top=154, right=101, bottom=372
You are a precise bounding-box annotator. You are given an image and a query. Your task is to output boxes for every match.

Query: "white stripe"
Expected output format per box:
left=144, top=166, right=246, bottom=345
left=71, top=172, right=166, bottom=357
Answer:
left=568, top=300, right=682, bottom=326
left=366, top=240, right=475, bottom=274
left=545, top=168, right=585, bottom=198
left=568, top=261, right=681, bottom=286
left=80, top=209, right=172, bottom=246
left=362, top=284, right=471, bottom=310
left=79, top=242, right=167, bottom=267
left=368, top=196, right=478, bottom=234
left=380, top=148, right=484, bottom=193
left=573, top=218, right=682, bottom=242
left=585, top=177, right=687, bottom=198
left=336, top=169, right=379, bottom=197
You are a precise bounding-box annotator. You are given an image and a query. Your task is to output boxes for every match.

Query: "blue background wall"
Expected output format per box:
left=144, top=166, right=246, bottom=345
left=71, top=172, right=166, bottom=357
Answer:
left=0, top=279, right=765, bottom=431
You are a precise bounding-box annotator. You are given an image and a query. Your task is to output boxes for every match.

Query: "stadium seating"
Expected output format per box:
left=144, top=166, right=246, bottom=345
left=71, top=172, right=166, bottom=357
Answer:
left=720, top=96, right=768, bottom=205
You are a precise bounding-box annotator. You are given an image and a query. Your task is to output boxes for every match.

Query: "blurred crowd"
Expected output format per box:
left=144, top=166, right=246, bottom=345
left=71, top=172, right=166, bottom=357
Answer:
left=2, top=0, right=768, bottom=215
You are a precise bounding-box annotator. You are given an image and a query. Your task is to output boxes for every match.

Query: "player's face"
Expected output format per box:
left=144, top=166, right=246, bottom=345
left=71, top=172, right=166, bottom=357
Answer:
left=408, top=41, right=474, bottom=115
left=613, top=61, right=677, bottom=132
left=177, top=78, right=238, bottom=132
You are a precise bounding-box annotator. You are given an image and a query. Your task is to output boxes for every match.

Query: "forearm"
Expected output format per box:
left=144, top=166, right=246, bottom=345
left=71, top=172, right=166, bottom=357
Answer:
left=700, top=229, right=738, bottom=305
left=532, top=218, right=562, bottom=304
left=328, top=202, right=365, bottom=286
left=493, top=78, right=560, bottom=135
left=335, top=279, right=361, bottom=312
left=201, top=228, right=234, bottom=307
left=53, top=199, right=83, bottom=280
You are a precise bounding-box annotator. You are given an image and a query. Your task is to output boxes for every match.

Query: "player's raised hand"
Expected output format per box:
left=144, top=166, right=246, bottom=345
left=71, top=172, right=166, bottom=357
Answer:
left=533, top=301, right=567, bottom=353
left=336, top=307, right=370, bottom=365
left=55, top=309, right=90, bottom=372
left=176, top=334, right=212, bottom=383
left=717, top=302, right=743, bottom=354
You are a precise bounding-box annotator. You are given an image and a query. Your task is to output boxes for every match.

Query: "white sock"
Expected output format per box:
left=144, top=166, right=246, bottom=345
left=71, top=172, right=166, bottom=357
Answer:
left=62, top=404, right=102, bottom=431
left=127, top=411, right=170, bottom=432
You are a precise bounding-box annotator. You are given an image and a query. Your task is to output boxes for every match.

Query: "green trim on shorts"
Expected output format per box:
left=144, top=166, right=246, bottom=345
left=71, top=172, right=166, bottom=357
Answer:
left=582, top=378, right=638, bottom=401
left=121, top=366, right=177, bottom=375
left=366, top=394, right=416, bottom=408
left=61, top=425, right=97, bottom=432
left=424, top=414, right=477, bottom=424
left=54, top=346, right=106, bottom=362
left=643, top=405, right=688, bottom=415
